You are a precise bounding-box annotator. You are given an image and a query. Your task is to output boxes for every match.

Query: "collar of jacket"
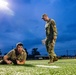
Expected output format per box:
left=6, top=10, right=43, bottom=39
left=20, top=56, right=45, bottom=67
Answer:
left=47, top=19, right=51, bottom=23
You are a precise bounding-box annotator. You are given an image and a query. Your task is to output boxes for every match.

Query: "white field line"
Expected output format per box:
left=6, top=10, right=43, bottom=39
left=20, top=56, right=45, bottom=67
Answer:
left=36, top=65, right=60, bottom=68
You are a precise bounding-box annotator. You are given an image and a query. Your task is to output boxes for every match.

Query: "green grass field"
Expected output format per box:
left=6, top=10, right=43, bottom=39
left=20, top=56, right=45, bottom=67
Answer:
left=0, top=59, right=76, bottom=75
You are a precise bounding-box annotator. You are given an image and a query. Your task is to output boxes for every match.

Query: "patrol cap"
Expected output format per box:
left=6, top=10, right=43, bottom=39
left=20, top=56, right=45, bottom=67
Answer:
left=42, top=14, right=48, bottom=19
left=16, top=42, right=23, bottom=47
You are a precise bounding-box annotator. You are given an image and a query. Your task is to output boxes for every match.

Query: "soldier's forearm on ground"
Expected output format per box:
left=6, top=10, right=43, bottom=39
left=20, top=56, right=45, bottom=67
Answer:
left=3, top=55, right=9, bottom=62
left=3, top=55, right=12, bottom=64
left=16, top=60, right=25, bottom=65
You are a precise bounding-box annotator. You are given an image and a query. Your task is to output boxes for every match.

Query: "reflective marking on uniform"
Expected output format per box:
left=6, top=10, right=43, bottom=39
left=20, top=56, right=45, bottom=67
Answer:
left=36, top=65, right=60, bottom=68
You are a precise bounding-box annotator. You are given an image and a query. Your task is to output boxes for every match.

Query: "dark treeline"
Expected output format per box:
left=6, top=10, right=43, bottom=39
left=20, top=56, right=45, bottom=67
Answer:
left=0, top=48, right=76, bottom=60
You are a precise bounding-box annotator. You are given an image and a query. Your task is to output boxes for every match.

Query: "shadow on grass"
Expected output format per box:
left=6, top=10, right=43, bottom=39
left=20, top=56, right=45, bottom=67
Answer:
left=14, top=64, right=35, bottom=67
left=0, top=64, right=35, bottom=67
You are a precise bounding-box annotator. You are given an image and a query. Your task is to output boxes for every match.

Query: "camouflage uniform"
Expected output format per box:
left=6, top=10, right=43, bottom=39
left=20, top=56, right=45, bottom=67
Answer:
left=0, top=49, right=27, bottom=64
left=45, top=19, right=57, bottom=61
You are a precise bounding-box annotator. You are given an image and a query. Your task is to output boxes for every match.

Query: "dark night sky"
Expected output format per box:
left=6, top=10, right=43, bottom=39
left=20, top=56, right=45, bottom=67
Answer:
left=0, top=0, right=76, bottom=55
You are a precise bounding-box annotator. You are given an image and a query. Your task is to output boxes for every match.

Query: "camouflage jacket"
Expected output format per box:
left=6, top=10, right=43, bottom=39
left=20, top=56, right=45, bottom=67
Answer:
left=6, top=49, right=27, bottom=62
left=45, top=19, right=58, bottom=40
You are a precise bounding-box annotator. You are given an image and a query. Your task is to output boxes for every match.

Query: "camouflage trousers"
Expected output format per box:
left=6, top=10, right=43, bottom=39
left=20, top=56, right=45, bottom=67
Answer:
left=45, top=38, right=57, bottom=59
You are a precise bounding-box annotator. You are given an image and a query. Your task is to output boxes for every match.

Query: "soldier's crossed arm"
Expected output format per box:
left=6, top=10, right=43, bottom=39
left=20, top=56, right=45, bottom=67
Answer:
left=16, top=52, right=26, bottom=65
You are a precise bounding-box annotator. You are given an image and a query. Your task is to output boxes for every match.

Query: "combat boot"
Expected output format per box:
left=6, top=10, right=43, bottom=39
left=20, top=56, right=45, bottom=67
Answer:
left=53, top=56, right=58, bottom=62
left=48, top=56, right=53, bottom=64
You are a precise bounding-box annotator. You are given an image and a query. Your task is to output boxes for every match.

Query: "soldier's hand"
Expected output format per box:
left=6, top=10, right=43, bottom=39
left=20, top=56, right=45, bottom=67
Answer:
left=42, top=39, right=46, bottom=45
left=16, top=60, right=20, bottom=64
left=6, top=60, right=12, bottom=64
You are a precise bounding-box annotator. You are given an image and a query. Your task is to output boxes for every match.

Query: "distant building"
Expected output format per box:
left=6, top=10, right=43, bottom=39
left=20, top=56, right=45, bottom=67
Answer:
left=35, top=55, right=49, bottom=59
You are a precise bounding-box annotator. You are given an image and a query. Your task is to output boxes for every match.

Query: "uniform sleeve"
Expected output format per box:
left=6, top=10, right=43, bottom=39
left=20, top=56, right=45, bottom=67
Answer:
left=23, top=52, right=27, bottom=60
left=6, top=50, right=13, bottom=58
left=51, top=19, right=58, bottom=36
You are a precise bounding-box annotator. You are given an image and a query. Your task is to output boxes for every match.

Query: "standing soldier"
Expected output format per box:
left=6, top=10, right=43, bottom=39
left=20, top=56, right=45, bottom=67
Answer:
left=42, top=14, right=58, bottom=63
